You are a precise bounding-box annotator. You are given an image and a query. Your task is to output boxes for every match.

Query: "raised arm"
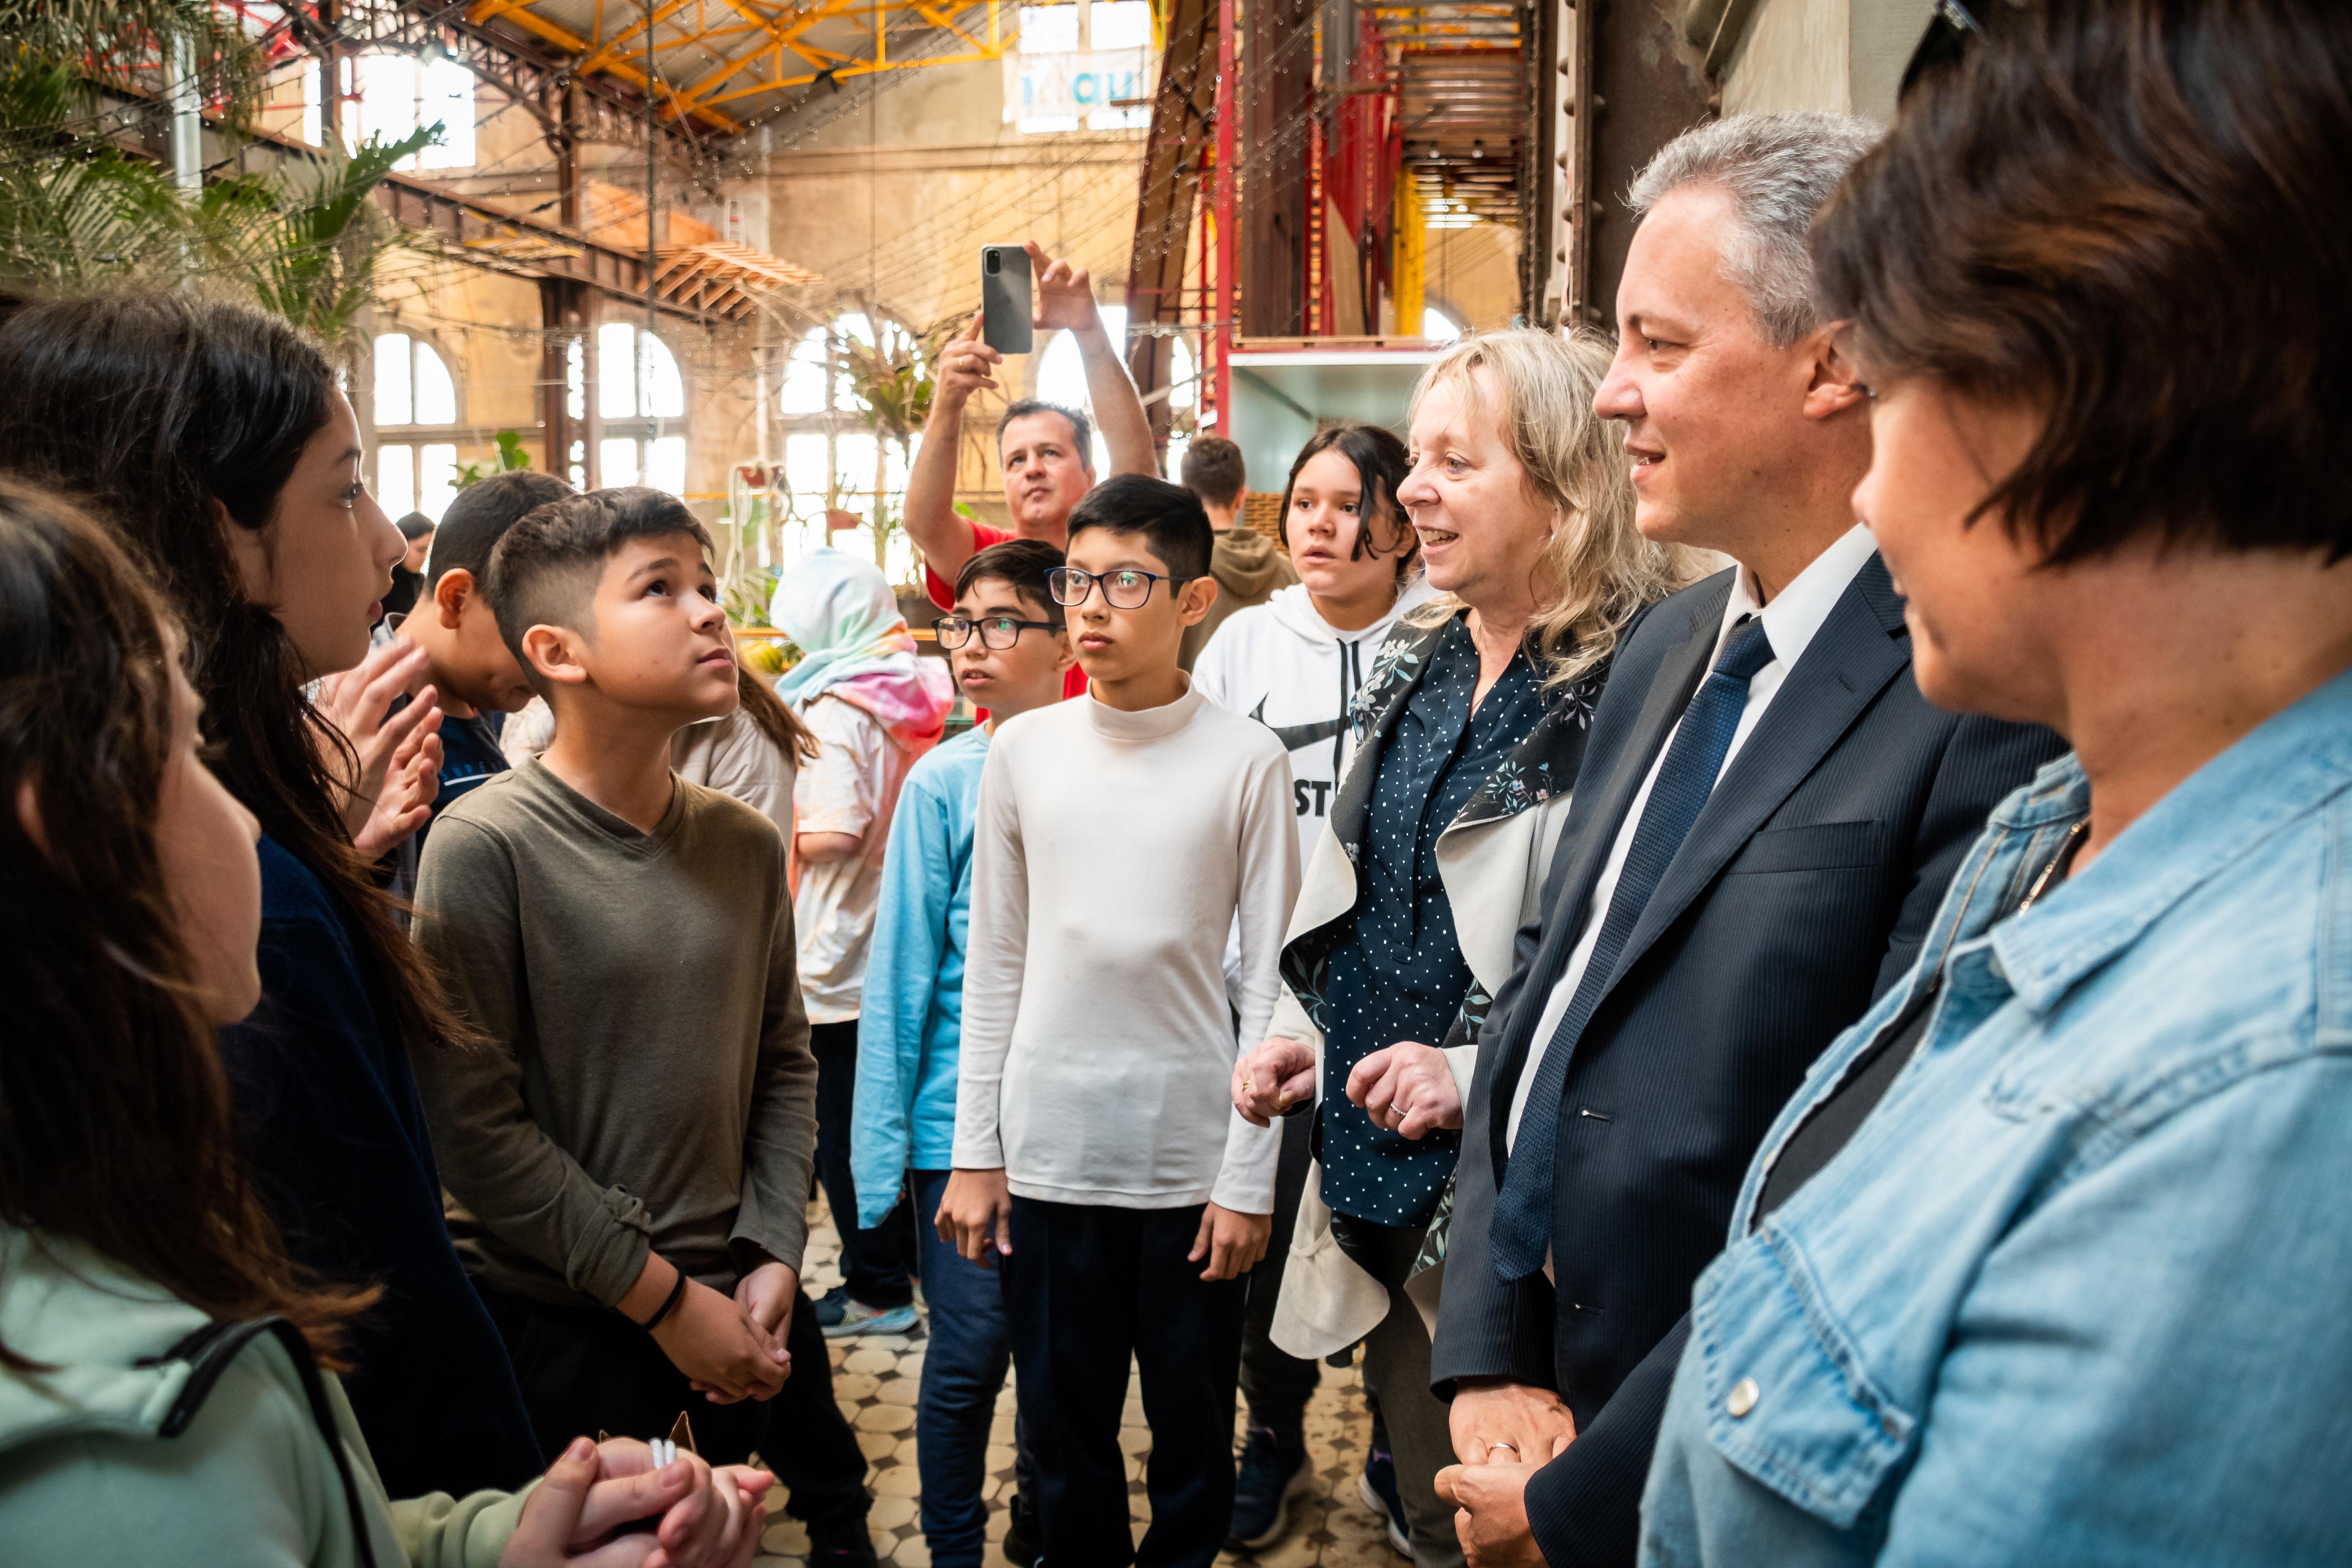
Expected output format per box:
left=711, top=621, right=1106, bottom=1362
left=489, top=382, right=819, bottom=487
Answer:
left=1026, top=241, right=1157, bottom=479
left=905, top=312, right=999, bottom=593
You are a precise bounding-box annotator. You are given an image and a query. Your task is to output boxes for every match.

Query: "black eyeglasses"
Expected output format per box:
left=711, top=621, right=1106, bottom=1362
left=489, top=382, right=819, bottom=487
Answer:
left=1047, top=566, right=1194, bottom=610
left=934, top=613, right=1065, bottom=651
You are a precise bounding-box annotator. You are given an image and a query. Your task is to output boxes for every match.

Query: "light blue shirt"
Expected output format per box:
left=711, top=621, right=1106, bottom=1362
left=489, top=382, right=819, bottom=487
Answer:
left=850, top=726, right=990, bottom=1228
left=1642, top=666, right=2352, bottom=1566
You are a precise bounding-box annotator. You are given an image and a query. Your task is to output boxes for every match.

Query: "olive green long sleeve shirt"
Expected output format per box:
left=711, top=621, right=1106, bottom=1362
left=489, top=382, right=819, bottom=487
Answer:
left=411, top=757, right=817, bottom=1309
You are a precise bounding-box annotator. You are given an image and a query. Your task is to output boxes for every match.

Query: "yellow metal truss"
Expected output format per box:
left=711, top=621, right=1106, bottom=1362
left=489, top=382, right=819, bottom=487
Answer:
left=467, top=0, right=1008, bottom=132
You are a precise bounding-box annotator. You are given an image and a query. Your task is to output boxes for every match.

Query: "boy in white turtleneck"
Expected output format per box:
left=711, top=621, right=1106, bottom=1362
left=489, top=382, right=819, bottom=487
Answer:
left=939, top=475, right=1301, bottom=1568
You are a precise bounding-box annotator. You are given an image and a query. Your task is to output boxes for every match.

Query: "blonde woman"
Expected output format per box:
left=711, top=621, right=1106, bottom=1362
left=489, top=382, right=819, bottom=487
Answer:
left=1229, top=329, right=1693, bottom=1565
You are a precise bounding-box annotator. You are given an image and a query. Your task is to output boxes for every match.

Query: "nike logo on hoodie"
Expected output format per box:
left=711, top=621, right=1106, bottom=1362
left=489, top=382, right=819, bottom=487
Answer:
left=1250, top=697, right=1346, bottom=755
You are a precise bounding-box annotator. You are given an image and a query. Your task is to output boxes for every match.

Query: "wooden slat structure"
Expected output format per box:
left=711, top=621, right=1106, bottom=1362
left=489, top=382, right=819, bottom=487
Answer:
left=652, top=240, right=825, bottom=321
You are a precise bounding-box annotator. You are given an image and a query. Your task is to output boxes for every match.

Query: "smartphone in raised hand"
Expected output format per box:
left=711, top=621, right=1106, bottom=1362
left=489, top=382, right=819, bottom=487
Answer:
left=981, top=244, right=1034, bottom=355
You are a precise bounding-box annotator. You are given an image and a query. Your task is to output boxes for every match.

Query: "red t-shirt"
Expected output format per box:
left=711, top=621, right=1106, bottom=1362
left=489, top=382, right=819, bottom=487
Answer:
left=925, top=518, right=1089, bottom=707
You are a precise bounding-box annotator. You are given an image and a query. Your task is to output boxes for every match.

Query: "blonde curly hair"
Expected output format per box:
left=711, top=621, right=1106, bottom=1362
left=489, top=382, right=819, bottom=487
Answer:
left=1406, top=327, right=1702, bottom=689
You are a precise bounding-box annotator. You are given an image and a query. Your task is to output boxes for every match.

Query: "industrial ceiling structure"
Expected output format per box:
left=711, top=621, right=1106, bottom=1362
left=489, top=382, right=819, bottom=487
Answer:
left=460, top=0, right=1015, bottom=134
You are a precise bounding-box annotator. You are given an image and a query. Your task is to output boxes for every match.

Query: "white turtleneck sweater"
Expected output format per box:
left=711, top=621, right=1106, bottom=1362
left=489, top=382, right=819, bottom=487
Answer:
left=952, top=681, right=1301, bottom=1213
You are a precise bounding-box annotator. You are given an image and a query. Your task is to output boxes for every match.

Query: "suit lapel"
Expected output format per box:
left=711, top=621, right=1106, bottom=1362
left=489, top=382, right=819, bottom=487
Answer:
left=1484, top=575, right=1730, bottom=1147
left=1598, top=555, right=1911, bottom=1004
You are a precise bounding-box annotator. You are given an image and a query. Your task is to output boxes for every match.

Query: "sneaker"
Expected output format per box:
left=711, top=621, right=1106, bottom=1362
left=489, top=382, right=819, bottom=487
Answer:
left=1002, top=1497, right=1043, bottom=1568
left=808, top=1285, right=851, bottom=1328
left=1227, top=1424, right=1312, bottom=1551
left=818, top=1291, right=919, bottom=1339
left=806, top=1538, right=880, bottom=1568
left=1358, top=1447, right=1412, bottom=1558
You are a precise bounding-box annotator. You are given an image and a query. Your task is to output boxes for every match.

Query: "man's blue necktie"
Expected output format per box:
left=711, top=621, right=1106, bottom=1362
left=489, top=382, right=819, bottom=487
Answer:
left=1490, top=617, right=1777, bottom=1283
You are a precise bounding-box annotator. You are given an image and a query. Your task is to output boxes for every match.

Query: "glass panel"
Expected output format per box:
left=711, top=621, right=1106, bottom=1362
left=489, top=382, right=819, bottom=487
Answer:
left=356, top=53, right=418, bottom=169
left=601, top=438, right=640, bottom=489
left=642, top=333, right=685, bottom=419
left=832, top=314, right=873, bottom=414
left=566, top=440, right=586, bottom=490
left=782, top=433, right=831, bottom=513
left=1423, top=306, right=1462, bottom=344
left=373, top=332, right=413, bottom=426
left=1163, top=431, right=1189, bottom=482
left=1018, top=4, right=1080, bottom=51
left=1168, top=335, right=1197, bottom=409
left=418, top=443, right=459, bottom=523
left=779, top=327, right=830, bottom=415
left=1092, top=0, right=1152, bottom=48
left=412, top=340, right=457, bottom=424
left=835, top=433, right=879, bottom=500
left=302, top=60, right=323, bottom=146
left=599, top=322, right=637, bottom=419
left=376, top=444, right=414, bottom=518
left=420, top=57, right=475, bottom=169
left=565, top=338, right=585, bottom=421
left=645, top=435, right=688, bottom=495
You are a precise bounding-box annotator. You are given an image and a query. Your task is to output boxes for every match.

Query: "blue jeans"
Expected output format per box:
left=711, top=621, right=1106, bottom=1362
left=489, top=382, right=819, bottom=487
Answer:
left=912, top=1169, right=1031, bottom=1566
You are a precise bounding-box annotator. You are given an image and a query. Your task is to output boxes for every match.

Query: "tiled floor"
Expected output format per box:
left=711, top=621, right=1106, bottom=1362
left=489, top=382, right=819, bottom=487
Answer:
left=751, top=1197, right=1408, bottom=1568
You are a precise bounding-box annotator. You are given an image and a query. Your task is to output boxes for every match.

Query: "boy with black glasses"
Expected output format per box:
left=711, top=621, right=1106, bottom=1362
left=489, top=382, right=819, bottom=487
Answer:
left=852, top=539, right=1069, bottom=1568
left=938, top=476, right=1301, bottom=1567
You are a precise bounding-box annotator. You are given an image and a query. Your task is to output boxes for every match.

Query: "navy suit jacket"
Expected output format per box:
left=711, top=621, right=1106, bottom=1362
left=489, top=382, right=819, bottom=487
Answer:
left=1428, top=557, right=2064, bottom=1565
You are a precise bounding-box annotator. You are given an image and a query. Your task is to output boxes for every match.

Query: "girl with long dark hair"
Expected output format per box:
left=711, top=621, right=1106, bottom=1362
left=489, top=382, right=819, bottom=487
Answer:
left=0, top=480, right=769, bottom=1564
left=0, top=292, right=536, bottom=1497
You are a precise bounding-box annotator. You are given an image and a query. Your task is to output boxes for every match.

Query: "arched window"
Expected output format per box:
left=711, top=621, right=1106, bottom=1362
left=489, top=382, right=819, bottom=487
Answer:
left=372, top=331, right=460, bottom=523
left=773, top=313, right=921, bottom=580
left=593, top=321, right=689, bottom=495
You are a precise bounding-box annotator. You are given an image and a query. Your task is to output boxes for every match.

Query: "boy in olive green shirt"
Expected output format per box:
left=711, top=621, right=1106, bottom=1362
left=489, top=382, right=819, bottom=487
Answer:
left=412, top=487, right=874, bottom=1560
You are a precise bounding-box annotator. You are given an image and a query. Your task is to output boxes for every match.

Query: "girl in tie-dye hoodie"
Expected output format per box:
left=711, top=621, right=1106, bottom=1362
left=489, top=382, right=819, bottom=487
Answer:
left=770, top=547, right=955, bottom=1336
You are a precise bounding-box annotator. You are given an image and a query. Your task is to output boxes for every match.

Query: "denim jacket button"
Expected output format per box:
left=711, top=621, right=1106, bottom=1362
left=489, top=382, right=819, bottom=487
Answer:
left=1726, top=1377, right=1759, bottom=1418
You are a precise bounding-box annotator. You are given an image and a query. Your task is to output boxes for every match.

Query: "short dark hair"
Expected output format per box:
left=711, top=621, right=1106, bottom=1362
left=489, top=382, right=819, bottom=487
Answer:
left=1813, top=0, right=2352, bottom=564
left=486, top=487, right=714, bottom=684
left=1278, top=422, right=1417, bottom=579
left=954, top=537, right=1065, bottom=617
left=1179, top=436, right=1247, bottom=509
left=396, top=511, right=436, bottom=542
left=996, top=399, right=1093, bottom=464
left=1065, top=474, right=1211, bottom=581
left=429, top=471, right=573, bottom=588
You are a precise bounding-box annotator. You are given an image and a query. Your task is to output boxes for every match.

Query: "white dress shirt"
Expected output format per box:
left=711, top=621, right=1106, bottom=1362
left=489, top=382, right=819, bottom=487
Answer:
left=1504, top=524, right=1879, bottom=1151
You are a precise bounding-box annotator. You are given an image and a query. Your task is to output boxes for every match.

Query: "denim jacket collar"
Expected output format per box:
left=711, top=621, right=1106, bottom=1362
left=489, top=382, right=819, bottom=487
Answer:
left=1991, top=667, right=2352, bottom=1017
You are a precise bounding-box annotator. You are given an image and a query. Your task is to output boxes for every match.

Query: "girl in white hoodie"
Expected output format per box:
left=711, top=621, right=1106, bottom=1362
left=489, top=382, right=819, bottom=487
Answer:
left=1193, top=423, right=1433, bottom=862
left=1190, top=421, right=1429, bottom=1552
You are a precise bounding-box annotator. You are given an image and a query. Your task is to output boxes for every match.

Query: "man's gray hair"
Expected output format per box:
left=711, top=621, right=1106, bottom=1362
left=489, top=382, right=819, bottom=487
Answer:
left=1627, top=112, right=1879, bottom=346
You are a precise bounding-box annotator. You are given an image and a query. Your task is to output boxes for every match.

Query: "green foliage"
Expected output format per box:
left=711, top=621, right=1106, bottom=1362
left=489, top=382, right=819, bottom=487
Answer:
left=192, top=128, right=438, bottom=348
left=0, top=0, right=260, bottom=123
left=0, top=5, right=433, bottom=352
left=454, top=429, right=537, bottom=490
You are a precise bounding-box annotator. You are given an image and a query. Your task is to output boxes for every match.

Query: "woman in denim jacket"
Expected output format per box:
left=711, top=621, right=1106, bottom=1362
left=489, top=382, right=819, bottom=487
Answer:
left=1636, top=4, right=2352, bottom=1564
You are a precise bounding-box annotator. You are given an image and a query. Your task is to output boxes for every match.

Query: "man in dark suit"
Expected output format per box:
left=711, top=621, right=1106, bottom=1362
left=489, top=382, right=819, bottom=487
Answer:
left=1418, top=115, right=2066, bottom=1566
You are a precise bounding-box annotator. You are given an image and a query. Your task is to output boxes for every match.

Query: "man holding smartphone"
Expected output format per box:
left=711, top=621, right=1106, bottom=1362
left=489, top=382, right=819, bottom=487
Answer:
left=904, top=241, right=1160, bottom=704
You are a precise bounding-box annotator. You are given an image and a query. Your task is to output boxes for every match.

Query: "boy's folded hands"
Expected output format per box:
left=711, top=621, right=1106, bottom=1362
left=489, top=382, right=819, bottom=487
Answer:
left=651, top=1280, right=790, bottom=1404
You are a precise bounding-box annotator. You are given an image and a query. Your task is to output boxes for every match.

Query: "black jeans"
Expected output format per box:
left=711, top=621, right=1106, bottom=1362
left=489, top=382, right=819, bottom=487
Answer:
left=1238, top=1108, right=1323, bottom=1444
left=810, top=1018, right=917, bottom=1308
left=481, top=1282, right=871, bottom=1544
left=1002, top=1196, right=1246, bottom=1568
